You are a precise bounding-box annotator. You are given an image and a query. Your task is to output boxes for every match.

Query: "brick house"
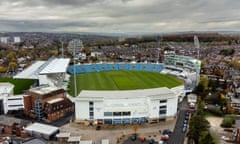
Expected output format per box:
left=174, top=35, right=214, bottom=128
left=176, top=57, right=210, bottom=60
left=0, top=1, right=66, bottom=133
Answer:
left=0, top=115, right=29, bottom=136
left=23, top=85, right=74, bottom=122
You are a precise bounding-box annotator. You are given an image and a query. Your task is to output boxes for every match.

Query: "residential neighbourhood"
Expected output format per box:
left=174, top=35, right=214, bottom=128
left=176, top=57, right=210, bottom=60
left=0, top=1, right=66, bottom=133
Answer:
left=0, top=32, right=240, bottom=144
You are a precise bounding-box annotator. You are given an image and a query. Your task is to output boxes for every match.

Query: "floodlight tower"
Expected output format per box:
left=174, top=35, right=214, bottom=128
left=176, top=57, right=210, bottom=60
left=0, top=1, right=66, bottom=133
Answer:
left=72, top=39, right=78, bottom=97
left=61, top=37, right=64, bottom=58
left=194, top=35, right=200, bottom=59
left=156, top=35, right=162, bottom=63
left=194, top=35, right=201, bottom=86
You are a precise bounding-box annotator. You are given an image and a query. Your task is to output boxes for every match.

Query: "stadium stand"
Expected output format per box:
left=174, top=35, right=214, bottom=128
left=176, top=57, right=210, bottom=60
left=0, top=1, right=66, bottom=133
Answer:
left=67, top=63, right=164, bottom=74
left=14, top=58, right=70, bottom=88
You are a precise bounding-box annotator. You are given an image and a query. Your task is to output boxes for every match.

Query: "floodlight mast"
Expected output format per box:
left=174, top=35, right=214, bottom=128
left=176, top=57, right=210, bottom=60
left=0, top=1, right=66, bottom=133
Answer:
left=157, top=35, right=162, bottom=63
left=60, top=35, right=64, bottom=58
left=61, top=39, right=64, bottom=58
left=194, top=35, right=200, bottom=59
left=194, top=35, right=200, bottom=85
left=73, top=40, right=78, bottom=97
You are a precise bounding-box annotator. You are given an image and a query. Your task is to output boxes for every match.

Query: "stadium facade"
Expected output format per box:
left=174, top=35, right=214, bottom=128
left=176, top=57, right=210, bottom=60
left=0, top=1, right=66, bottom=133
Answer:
left=75, top=86, right=184, bottom=125
left=70, top=63, right=187, bottom=124
left=163, top=53, right=201, bottom=91
left=164, top=53, right=201, bottom=74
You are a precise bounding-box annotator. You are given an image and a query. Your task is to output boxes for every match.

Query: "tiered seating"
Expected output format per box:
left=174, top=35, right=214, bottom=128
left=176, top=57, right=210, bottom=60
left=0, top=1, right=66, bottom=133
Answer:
left=68, top=63, right=164, bottom=74
left=105, top=64, right=112, bottom=71
left=135, top=63, right=142, bottom=71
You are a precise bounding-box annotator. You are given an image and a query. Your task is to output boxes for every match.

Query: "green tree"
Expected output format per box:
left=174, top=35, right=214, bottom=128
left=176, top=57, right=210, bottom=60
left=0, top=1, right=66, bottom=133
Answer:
left=187, top=115, right=210, bottom=144
left=195, top=82, right=204, bottom=93
left=8, top=61, right=18, bottom=72
left=200, top=132, right=215, bottom=144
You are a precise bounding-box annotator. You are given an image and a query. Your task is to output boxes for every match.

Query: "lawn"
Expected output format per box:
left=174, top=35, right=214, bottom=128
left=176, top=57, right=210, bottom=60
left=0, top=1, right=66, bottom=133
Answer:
left=68, top=71, right=183, bottom=96
left=0, top=78, right=36, bottom=94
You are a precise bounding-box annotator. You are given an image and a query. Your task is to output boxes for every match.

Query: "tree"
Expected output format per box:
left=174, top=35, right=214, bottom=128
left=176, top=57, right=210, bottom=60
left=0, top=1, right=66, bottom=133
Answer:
left=131, top=124, right=138, bottom=135
left=200, top=132, right=215, bottom=144
left=195, top=82, right=204, bottom=93
left=187, top=115, right=210, bottom=144
left=8, top=61, right=18, bottom=72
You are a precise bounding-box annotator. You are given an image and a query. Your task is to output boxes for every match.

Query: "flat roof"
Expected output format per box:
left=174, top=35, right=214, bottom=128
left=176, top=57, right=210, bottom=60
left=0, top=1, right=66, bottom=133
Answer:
left=39, top=58, right=70, bottom=74
left=76, top=87, right=179, bottom=100
left=101, top=139, right=109, bottom=144
left=67, top=136, right=81, bottom=142
left=22, top=138, right=47, bottom=144
left=0, top=82, right=14, bottom=94
left=24, top=123, right=59, bottom=136
left=80, top=140, right=93, bottom=144
left=28, top=85, right=61, bottom=95
left=0, top=115, right=29, bottom=126
left=56, top=132, right=71, bottom=138
left=48, top=97, right=64, bottom=104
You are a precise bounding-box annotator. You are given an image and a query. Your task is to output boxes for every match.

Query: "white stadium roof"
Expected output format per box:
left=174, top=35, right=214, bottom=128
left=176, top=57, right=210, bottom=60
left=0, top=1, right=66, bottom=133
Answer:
left=75, top=87, right=183, bottom=101
left=39, top=58, right=70, bottom=74
left=14, top=58, right=70, bottom=79
left=14, top=61, right=45, bottom=79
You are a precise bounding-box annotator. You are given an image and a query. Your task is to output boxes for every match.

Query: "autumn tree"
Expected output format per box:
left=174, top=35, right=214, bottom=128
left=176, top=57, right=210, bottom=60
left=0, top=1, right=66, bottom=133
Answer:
left=187, top=115, right=210, bottom=144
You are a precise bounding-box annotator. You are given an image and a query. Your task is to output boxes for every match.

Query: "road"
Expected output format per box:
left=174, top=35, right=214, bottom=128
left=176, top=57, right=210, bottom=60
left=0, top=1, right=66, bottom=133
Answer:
left=168, top=97, right=189, bottom=144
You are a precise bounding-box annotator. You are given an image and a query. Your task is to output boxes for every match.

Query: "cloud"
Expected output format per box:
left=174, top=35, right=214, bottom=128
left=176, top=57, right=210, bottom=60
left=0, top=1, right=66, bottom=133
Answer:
left=0, top=0, right=239, bottom=33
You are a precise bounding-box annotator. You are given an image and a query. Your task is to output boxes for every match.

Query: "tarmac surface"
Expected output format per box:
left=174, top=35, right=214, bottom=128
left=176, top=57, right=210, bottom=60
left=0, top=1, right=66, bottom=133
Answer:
left=168, top=97, right=189, bottom=144
left=59, top=98, right=189, bottom=144
left=60, top=119, right=176, bottom=144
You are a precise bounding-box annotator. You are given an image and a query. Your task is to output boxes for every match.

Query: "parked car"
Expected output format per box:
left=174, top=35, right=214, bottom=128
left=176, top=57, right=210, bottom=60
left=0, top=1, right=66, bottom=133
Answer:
left=182, top=126, right=187, bottom=133
left=162, top=129, right=172, bottom=136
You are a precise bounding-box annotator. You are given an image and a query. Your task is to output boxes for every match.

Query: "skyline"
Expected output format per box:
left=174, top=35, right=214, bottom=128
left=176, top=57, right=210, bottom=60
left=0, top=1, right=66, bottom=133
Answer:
left=0, top=0, right=240, bottom=33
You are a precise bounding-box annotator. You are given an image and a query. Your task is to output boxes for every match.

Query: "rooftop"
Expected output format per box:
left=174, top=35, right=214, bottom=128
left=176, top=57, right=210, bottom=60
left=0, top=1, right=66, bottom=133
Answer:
left=80, top=140, right=93, bottom=144
left=76, top=87, right=181, bottom=100
left=0, top=115, right=29, bottom=126
left=67, top=136, right=81, bottom=142
left=47, top=97, right=64, bottom=104
left=22, top=138, right=47, bottom=144
left=0, top=82, right=14, bottom=94
left=14, top=58, right=70, bottom=79
left=28, top=85, right=61, bottom=95
left=39, top=58, right=70, bottom=74
left=56, top=132, right=71, bottom=138
left=24, top=123, right=59, bottom=136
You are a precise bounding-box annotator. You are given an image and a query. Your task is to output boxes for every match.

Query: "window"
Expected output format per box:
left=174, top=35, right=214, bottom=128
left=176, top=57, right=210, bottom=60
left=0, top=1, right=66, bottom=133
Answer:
left=122, top=111, right=131, bottom=116
left=89, top=107, right=94, bottom=111
left=160, top=100, right=167, bottom=103
left=89, top=112, right=94, bottom=116
left=104, top=112, right=112, bottom=116
left=159, top=110, right=167, bottom=115
left=89, top=101, right=94, bottom=105
left=113, top=112, right=121, bottom=116
left=104, top=119, right=112, bottom=124
left=159, top=105, right=167, bottom=109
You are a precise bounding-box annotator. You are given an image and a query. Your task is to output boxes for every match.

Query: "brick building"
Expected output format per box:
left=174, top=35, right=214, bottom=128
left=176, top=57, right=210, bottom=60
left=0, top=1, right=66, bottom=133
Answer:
left=234, top=120, right=240, bottom=143
left=23, top=85, right=74, bottom=122
left=0, top=115, right=29, bottom=136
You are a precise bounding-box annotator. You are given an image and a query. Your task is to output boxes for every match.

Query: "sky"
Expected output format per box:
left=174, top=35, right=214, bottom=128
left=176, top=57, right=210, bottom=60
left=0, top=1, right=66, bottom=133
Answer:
left=0, top=0, right=240, bottom=33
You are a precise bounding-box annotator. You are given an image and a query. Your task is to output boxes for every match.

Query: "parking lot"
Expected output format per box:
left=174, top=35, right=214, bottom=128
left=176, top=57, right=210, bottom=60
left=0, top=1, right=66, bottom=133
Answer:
left=60, top=119, right=176, bottom=144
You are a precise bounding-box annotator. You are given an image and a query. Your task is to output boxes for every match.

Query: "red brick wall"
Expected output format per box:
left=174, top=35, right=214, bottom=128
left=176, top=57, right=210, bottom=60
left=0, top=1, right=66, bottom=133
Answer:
left=23, top=95, right=32, bottom=116
left=3, top=125, right=14, bottom=134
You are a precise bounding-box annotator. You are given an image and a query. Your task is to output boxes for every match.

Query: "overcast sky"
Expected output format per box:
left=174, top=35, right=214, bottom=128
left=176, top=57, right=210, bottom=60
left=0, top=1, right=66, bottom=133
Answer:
left=0, top=0, right=240, bottom=33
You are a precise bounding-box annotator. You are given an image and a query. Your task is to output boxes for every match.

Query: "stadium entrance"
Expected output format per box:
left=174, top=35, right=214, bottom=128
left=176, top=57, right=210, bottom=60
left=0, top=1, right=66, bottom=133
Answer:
left=0, top=99, right=4, bottom=114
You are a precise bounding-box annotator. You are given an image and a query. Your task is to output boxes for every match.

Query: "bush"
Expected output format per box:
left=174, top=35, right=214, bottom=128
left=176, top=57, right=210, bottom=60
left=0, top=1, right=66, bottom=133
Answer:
left=221, top=117, right=235, bottom=128
left=207, top=108, right=223, bottom=117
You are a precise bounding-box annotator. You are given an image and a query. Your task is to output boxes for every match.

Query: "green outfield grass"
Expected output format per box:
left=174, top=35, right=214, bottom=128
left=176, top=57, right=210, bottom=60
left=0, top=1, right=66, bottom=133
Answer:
left=68, top=71, right=183, bottom=96
left=0, top=78, right=36, bottom=94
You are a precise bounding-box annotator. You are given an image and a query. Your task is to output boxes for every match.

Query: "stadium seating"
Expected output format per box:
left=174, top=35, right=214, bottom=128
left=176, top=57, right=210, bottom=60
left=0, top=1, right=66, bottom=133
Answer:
left=67, top=63, right=164, bottom=74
